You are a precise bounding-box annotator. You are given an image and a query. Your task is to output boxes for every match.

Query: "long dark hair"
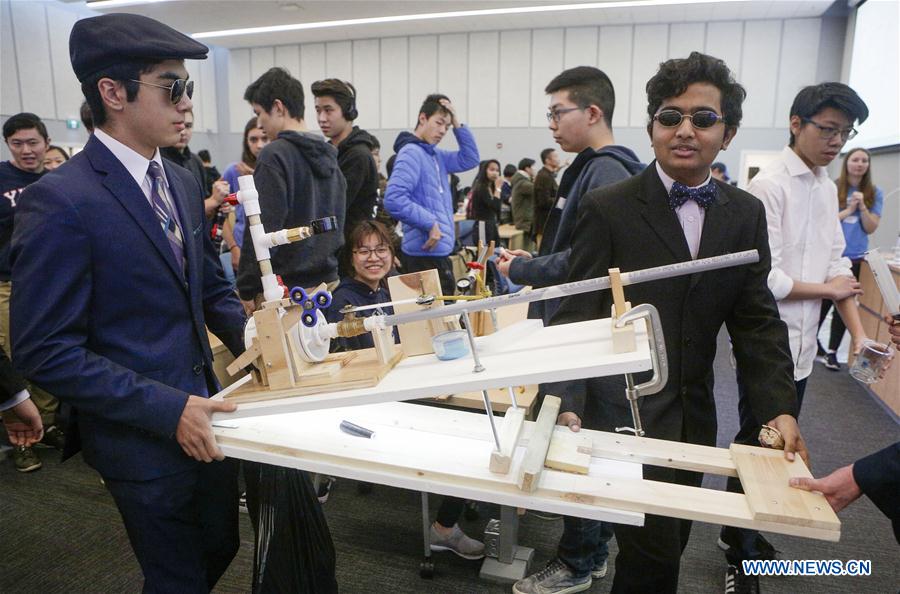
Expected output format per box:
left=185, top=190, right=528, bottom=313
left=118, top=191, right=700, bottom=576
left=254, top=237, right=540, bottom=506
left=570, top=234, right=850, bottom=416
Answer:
left=473, top=159, right=500, bottom=196
left=837, top=148, right=875, bottom=210
left=241, top=117, right=264, bottom=168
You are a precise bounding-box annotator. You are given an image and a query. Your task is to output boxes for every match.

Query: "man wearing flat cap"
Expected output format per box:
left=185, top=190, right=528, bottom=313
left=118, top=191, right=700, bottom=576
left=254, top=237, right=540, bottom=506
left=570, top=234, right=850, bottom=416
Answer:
left=10, top=13, right=246, bottom=592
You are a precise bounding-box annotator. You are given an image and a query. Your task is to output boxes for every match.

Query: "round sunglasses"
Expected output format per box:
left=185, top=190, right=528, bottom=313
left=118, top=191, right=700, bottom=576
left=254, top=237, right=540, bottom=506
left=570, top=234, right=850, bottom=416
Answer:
left=129, top=78, right=194, bottom=104
left=653, top=109, right=723, bottom=129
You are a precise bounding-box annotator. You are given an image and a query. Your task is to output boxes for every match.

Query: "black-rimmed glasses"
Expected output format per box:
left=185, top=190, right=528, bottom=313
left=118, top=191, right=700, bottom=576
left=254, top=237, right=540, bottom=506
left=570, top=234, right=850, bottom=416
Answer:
left=546, top=107, right=583, bottom=123
left=801, top=118, right=857, bottom=142
left=653, top=109, right=723, bottom=129
left=130, top=78, right=194, bottom=104
left=353, top=246, right=391, bottom=258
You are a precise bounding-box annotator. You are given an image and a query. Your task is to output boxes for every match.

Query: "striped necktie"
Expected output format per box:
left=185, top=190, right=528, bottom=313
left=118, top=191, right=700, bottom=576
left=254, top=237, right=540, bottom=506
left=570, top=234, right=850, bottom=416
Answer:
left=146, top=161, right=185, bottom=272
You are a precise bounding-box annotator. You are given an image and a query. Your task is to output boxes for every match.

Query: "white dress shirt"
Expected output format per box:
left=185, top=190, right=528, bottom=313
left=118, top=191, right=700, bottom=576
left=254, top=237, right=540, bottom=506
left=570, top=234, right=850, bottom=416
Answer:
left=748, top=146, right=852, bottom=380
left=656, top=161, right=709, bottom=260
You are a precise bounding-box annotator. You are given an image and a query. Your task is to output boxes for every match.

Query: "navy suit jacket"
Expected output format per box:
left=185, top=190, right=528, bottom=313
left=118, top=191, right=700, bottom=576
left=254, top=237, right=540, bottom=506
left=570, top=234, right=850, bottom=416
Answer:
left=10, top=135, right=246, bottom=480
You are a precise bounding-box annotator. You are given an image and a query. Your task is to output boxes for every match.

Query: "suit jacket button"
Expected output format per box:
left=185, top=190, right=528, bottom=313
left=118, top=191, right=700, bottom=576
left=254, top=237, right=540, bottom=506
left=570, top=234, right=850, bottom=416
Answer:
left=192, top=364, right=203, bottom=375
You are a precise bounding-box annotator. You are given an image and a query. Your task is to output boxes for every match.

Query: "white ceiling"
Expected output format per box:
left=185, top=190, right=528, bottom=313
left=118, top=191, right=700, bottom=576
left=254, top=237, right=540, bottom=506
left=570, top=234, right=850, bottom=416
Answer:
left=69, top=0, right=838, bottom=48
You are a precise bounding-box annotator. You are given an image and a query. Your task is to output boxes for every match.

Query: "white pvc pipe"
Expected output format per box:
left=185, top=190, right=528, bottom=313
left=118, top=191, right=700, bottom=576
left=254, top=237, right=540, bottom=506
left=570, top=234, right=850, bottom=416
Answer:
left=237, top=174, right=282, bottom=303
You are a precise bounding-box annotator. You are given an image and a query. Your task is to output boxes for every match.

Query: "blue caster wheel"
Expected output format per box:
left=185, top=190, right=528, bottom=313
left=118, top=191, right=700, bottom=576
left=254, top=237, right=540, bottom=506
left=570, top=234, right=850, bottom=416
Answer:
left=313, top=290, right=332, bottom=309
left=289, top=286, right=308, bottom=306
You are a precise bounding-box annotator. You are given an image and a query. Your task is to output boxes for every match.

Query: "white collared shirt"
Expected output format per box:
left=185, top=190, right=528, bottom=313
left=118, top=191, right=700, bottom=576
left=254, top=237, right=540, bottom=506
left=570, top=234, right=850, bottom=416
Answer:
left=94, top=128, right=177, bottom=215
left=748, top=146, right=852, bottom=380
left=656, top=161, right=709, bottom=260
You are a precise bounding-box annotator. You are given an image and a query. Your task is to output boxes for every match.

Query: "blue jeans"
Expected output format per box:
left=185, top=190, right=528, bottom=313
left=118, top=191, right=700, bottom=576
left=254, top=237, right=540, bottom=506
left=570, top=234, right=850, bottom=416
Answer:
left=557, top=517, right=615, bottom=578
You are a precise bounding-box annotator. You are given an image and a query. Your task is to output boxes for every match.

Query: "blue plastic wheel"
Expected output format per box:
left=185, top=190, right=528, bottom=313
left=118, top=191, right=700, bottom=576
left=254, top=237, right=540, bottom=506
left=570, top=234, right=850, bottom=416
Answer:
left=313, top=290, right=332, bottom=309
left=289, top=286, right=308, bottom=306
left=301, top=311, right=318, bottom=328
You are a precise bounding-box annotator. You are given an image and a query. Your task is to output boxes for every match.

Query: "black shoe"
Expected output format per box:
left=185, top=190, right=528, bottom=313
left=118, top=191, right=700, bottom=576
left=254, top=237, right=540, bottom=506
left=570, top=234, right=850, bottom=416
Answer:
left=38, top=425, right=66, bottom=451
left=824, top=352, right=841, bottom=371
left=816, top=341, right=826, bottom=357
left=725, top=564, right=759, bottom=594
left=317, top=477, right=335, bottom=504
left=718, top=527, right=778, bottom=561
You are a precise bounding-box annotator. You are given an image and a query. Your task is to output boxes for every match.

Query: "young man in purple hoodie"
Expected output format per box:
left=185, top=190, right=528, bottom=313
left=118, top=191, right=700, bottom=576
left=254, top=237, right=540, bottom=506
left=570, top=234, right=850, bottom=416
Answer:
left=384, top=94, right=479, bottom=296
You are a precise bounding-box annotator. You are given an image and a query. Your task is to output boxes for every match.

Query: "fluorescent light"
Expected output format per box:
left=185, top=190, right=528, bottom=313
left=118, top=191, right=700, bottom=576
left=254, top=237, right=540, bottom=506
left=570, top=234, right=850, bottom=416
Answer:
left=193, top=0, right=740, bottom=40
left=88, top=0, right=177, bottom=8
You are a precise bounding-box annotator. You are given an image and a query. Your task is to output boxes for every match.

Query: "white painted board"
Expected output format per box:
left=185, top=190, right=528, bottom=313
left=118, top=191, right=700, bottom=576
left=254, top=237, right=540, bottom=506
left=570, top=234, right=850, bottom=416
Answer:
left=214, top=401, right=645, bottom=526
left=213, top=317, right=651, bottom=420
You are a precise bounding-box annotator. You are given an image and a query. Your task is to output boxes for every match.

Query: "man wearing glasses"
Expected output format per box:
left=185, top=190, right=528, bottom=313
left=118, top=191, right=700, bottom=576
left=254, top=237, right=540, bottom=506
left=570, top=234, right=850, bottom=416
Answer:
left=514, top=52, right=804, bottom=594
left=497, top=66, right=643, bottom=326
left=719, top=83, right=873, bottom=581
left=10, top=13, right=246, bottom=591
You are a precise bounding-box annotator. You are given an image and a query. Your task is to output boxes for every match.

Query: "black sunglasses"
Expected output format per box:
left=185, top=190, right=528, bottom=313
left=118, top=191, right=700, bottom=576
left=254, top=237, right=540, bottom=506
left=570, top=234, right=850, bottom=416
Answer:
left=129, top=78, right=194, bottom=104
left=653, top=109, right=723, bottom=129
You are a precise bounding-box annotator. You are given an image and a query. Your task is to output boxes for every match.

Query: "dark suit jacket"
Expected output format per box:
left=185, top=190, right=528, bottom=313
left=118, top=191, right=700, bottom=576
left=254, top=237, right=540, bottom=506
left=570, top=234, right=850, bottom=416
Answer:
left=10, top=135, right=245, bottom=480
left=550, top=163, right=797, bottom=446
left=853, top=442, right=900, bottom=543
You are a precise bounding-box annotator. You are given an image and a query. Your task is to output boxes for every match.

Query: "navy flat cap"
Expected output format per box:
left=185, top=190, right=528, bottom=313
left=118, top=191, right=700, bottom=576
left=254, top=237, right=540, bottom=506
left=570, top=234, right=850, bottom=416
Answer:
left=69, top=13, right=208, bottom=82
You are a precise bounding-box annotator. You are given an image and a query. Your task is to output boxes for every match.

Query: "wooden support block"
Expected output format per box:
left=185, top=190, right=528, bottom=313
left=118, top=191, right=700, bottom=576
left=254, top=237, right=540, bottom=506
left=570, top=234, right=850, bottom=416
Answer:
left=372, top=324, right=397, bottom=365
left=387, top=269, right=445, bottom=356
left=730, top=443, right=840, bottom=531
left=610, top=303, right=636, bottom=353
left=489, top=408, right=526, bottom=474
left=226, top=342, right=260, bottom=377
left=518, top=395, right=561, bottom=492
left=608, top=267, right=627, bottom=317
left=254, top=307, right=294, bottom=390
left=545, top=431, right=592, bottom=474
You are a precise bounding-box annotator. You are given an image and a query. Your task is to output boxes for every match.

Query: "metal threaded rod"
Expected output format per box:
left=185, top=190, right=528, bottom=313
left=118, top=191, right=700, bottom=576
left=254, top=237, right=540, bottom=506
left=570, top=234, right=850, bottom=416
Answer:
left=379, top=250, right=759, bottom=328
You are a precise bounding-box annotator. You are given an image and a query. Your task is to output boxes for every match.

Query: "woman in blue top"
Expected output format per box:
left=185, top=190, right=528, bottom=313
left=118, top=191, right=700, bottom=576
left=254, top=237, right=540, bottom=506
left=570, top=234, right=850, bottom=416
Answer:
left=221, top=118, right=268, bottom=274
left=324, top=220, right=486, bottom=560
left=819, top=148, right=883, bottom=370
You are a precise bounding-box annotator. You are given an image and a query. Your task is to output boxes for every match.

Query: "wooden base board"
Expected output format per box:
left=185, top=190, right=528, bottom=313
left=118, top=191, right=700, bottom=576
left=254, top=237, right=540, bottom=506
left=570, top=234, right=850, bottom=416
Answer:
left=223, top=347, right=404, bottom=404
left=545, top=431, right=592, bottom=474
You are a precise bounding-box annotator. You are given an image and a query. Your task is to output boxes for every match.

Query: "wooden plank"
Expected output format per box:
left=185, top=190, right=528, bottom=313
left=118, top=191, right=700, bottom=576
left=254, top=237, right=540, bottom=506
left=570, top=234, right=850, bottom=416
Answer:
left=489, top=408, right=526, bottom=474
left=545, top=431, right=591, bottom=474
left=432, top=385, right=537, bottom=418
left=519, top=395, right=561, bottom=492
left=586, top=428, right=738, bottom=477
left=387, top=269, right=445, bottom=356
left=224, top=348, right=403, bottom=404
left=254, top=307, right=293, bottom=389
left=730, top=444, right=840, bottom=531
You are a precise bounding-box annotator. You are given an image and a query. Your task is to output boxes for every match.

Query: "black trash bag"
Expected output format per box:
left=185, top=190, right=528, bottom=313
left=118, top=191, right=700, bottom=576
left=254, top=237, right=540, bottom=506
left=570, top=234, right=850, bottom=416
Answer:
left=244, top=461, right=338, bottom=594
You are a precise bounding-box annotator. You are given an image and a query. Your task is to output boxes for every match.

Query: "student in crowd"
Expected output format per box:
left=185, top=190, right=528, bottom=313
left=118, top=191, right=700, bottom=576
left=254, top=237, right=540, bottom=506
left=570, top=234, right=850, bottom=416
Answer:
left=197, top=149, right=220, bottom=193
left=532, top=147, right=560, bottom=248
left=12, top=13, right=247, bottom=591
left=43, top=145, right=69, bottom=171
left=817, top=147, right=883, bottom=370
left=238, top=67, right=346, bottom=312
left=1, top=112, right=63, bottom=473
left=499, top=163, right=516, bottom=224
left=384, top=94, right=479, bottom=296
left=311, top=78, right=379, bottom=261
left=710, top=161, right=729, bottom=182
left=221, top=117, right=268, bottom=275
left=324, top=219, right=485, bottom=560
left=497, top=66, right=643, bottom=325
left=510, top=157, right=536, bottom=251
left=161, top=109, right=229, bottom=218
left=514, top=51, right=804, bottom=594
left=722, top=84, right=873, bottom=586
left=468, top=159, right=502, bottom=245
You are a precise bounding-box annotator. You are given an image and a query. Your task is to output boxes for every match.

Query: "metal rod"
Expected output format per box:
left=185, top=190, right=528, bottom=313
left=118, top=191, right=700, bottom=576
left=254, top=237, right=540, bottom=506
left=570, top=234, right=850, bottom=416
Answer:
left=507, top=386, right=519, bottom=410
left=380, top=250, right=759, bottom=328
left=481, top=389, right=502, bottom=452
left=460, top=310, right=485, bottom=373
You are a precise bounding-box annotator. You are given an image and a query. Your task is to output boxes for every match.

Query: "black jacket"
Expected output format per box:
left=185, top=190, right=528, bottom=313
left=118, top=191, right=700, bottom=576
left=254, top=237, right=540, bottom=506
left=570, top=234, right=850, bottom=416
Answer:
left=161, top=146, right=209, bottom=196
left=338, top=127, right=379, bottom=233
left=853, top=442, right=900, bottom=543
left=324, top=276, right=397, bottom=351
left=550, top=164, right=797, bottom=448
left=237, top=131, right=346, bottom=299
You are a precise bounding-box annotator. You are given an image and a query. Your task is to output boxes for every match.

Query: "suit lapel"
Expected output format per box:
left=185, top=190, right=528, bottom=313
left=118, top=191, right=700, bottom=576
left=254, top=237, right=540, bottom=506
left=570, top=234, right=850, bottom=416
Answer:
left=691, top=182, right=733, bottom=290
left=637, top=164, right=692, bottom=262
left=85, top=136, right=186, bottom=287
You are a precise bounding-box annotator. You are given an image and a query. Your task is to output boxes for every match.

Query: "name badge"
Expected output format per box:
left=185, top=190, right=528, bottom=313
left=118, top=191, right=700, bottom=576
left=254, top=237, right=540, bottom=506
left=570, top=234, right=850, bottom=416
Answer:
left=555, top=197, right=567, bottom=210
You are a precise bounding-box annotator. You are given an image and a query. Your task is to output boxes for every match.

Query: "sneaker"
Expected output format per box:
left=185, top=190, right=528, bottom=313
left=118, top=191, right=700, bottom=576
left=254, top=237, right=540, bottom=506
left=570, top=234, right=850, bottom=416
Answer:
left=38, top=425, right=66, bottom=451
left=718, top=526, right=778, bottom=561
left=317, top=477, right=335, bottom=504
left=513, top=559, right=591, bottom=594
left=429, top=523, right=485, bottom=560
left=591, top=559, right=608, bottom=579
left=725, top=564, right=759, bottom=594
left=13, top=445, right=42, bottom=472
left=238, top=491, right=248, bottom=514
left=824, top=352, right=840, bottom=371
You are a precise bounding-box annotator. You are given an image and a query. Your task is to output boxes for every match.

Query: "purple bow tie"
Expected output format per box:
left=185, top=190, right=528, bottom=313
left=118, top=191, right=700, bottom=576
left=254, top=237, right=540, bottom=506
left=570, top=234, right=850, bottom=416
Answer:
left=668, top=181, right=717, bottom=210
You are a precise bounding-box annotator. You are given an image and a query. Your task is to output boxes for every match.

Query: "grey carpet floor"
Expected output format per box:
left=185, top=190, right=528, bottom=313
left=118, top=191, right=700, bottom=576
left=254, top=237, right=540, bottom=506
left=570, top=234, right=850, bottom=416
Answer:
left=1, top=330, right=898, bottom=594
